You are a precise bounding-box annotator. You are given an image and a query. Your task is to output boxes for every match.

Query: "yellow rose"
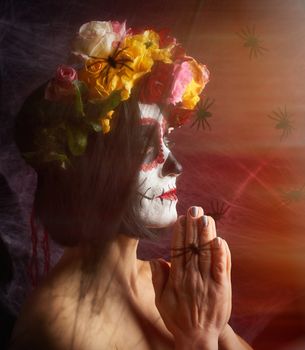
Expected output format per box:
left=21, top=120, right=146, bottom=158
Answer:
left=182, top=60, right=210, bottom=109
left=100, top=110, right=114, bottom=134
left=81, top=29, right=175, bottom=102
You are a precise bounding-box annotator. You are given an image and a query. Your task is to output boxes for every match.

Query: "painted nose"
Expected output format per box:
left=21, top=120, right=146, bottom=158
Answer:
left=161, top=152, right=183, bottom=177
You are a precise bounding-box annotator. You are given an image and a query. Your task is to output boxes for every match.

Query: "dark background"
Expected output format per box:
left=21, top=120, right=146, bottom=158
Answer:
left=1, top=0, right=305, bottom=349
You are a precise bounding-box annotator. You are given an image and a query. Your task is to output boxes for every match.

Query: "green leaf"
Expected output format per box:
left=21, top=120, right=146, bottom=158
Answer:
left=73, top=80, right=87, bottom=117
left=104, top=90, right=122, bottom=111
left=44, top=152, right=72, bottom=169
left=22, top=151, right=72, bottom=169
left=89, top=120, right=102, bottom=132
left=66, top=126, right=88, bottom=156
left=87, top=90, right=122, bottom=120
left=74, top=80, right=88, bottom=96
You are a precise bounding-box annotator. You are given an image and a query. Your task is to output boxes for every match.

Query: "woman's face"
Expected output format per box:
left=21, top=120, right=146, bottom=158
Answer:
left=137, top=103, right=182, bottom=228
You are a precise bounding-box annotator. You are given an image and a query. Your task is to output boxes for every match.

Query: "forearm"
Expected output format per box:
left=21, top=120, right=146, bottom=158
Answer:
left=219, top=325, right=253, bottom=350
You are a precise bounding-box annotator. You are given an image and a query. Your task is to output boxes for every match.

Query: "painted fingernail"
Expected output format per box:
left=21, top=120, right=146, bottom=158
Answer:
left=190, top=206, right=198, bottom=217
left=214, top=237, right=222, bottom=248
left=202, top=215, right=208, bottom=227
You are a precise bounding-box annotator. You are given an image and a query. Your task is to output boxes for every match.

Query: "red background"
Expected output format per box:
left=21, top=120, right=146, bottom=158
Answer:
left=1, top=0, right=305, bottom=348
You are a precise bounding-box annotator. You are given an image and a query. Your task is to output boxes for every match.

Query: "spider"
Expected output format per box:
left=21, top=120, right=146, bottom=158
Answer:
left=268, top=106, right=294, bottom=141
left=86, top=43, right=133, bottom=84
left=190, top=97, right=214, bottom=130
left=205, top=200, right=230, bottom=223
left=237, top=25, right=268, bottom=59
left=171, top=241, right=216, bottom=262
left=281, top=184, right=305, bottom=205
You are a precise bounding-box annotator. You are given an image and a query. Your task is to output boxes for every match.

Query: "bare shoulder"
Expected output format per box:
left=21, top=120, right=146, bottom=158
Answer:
left=9, top=283, right=65, bottom=349
left=9, top=266, right=117, bottom=350
left=10, top=262, right=83, bottom=350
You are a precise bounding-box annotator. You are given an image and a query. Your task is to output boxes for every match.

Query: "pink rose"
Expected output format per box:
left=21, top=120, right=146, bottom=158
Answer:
left=139, top=62, right=174, bottom=104
left=167, top=61, right=193, bottom=105
left=54, top=65, right=78, bottom=88
left=45, top=65, right=78, bottom=101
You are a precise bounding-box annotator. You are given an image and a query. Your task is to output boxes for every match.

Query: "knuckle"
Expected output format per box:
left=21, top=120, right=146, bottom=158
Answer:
left=215, top=244, right=226, bottom=259
left=200, top=250, right=211, bottom=261
left=214, top=261, right=226, bottom=275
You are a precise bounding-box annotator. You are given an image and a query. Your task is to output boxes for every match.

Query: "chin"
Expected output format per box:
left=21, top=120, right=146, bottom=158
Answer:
left=142, top=200, right=178, bottom=228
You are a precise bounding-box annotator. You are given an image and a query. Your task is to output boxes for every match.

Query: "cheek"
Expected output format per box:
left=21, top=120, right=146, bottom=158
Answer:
left=141, top=153, right=164, bottom=171
left=140, top=138, right=165, bottom=172
left=138, top=165, right=160, bottom=190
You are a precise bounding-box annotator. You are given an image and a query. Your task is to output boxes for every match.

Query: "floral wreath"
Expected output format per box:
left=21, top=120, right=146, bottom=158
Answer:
left=22, top=20, right=209, bottom=169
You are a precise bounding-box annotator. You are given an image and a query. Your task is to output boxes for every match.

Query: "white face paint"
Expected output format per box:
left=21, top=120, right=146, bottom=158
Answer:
left=137, top=103, right=182, bottom=228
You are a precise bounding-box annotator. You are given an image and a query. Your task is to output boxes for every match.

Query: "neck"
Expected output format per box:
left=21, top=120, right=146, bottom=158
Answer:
left=61, top=234, right=142, bottom=296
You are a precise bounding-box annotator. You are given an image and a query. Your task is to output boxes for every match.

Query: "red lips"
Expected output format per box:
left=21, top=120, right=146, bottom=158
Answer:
left=157, top=188, right=178, bottom=201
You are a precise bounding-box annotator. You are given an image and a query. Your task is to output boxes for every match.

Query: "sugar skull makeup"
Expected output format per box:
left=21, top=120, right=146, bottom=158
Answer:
left=137, top=103, right=182, bottom=228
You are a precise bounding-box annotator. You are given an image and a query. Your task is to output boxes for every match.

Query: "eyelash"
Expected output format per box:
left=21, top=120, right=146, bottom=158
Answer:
left=142, top=134, right=174, bottom=158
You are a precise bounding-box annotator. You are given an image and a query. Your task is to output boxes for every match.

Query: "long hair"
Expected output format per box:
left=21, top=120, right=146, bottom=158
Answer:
left=14, top=84, right=157, bottom=250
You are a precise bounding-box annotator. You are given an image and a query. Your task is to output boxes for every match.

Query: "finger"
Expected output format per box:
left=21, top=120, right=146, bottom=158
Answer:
left=170, top=216, right=186, bottom=277
left=223, top=239, right=232, bottom=276
left=185, top=206, right=204, bottom=245
left=211, top=237, right=227, bottom=284
left=219, top=240, right=232, bottom=321
left=150, top=259, right=170, bottom=305
left=198, top=215, right=215, bottom=277
left=186, top=206, right=204, bottom=268
left=198, top=215, right=217, bottom=247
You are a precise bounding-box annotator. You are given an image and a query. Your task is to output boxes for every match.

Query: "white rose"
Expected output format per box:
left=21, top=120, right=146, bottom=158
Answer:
left=72, top=20, right=126, bottom=59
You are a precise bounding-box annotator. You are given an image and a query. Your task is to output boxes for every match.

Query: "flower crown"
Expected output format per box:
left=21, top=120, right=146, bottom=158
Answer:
left=22, top=20, right=209, bottom=169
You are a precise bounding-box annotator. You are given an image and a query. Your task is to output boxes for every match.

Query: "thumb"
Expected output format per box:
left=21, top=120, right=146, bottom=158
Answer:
left=150, top=258, right=170, bottom=304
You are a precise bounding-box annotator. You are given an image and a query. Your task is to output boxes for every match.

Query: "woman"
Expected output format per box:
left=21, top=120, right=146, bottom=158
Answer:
left=10, top=21, right=253, bottom=349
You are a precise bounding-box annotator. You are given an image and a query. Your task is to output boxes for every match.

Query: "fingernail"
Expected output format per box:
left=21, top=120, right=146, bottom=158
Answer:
left=190, top=206, right=198, bottom=217
left=202, top=215, right=208, bottom=227
left=214, top=237, right=222, bottom=248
